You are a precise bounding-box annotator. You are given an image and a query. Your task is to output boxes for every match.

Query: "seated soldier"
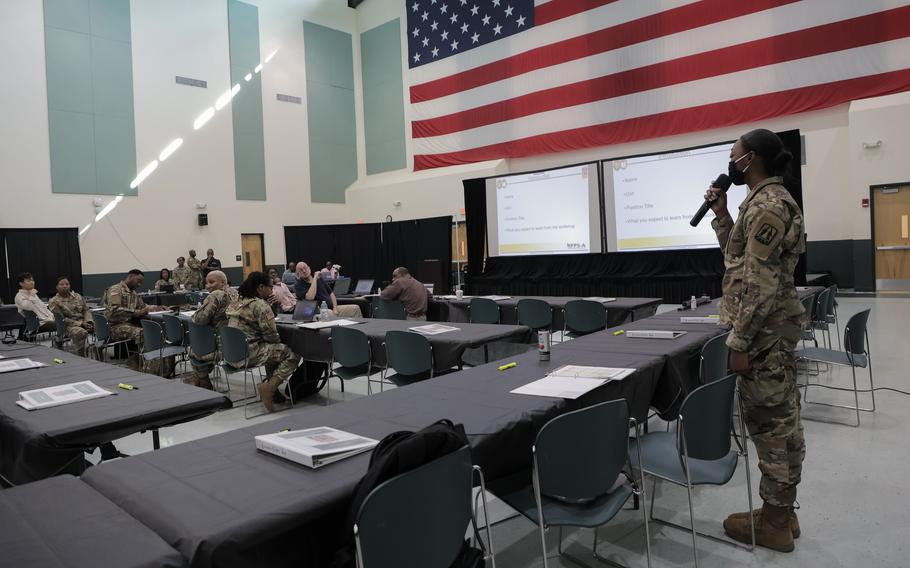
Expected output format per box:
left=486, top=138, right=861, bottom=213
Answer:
left=103, top=269, right=166, bottom=371
left=226, top=272, right=301, bottom=412
left=187, top=270, right=237, bottom=390
left=48, top=276, right=94, bottom=356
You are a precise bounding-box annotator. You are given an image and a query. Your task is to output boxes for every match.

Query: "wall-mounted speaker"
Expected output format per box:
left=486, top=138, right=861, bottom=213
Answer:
left=198, top=214, right=208, bottom=226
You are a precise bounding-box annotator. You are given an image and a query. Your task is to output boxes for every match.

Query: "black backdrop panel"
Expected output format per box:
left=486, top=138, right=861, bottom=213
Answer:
left=0, top=237, right=7, bottom=304
left=463, top=129, right=805, bottom=302
left=284, top=216, right=452, bottom=292
left=2, top=228, right=83, bottom=301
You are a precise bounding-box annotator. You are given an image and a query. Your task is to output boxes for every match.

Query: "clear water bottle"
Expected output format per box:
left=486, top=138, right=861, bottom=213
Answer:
left=690, top=295, right=698, bottom=310
left=319, top=301, right=330, bottom=321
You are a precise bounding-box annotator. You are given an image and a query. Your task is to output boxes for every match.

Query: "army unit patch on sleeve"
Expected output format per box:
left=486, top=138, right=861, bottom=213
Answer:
left=754, top=223, right=778, bottom=245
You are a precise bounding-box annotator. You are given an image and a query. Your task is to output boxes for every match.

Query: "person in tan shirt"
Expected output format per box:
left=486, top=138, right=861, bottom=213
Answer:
left=379, top=267, right=429, bottom=320
left=14, top=272, right=56, bottom=332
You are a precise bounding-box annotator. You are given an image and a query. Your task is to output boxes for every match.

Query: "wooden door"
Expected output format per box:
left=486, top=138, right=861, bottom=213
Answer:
left=241, top=234, right=264, bottom=280
left=873, top=184, right=910, bottom=291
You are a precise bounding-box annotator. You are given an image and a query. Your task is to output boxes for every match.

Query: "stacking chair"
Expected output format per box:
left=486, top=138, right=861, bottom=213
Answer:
left=468, top=298, right=500, bottom=324
left=516, top=299, right=552, bottom=332
left=631, top=374, right=753, bottom=568
left=799, top=295, right=817, bottom=347
left=139, top=319, right=184, bottom=378
left=354, top=446, right=496, bottom=568
left=373, top=299, right=406, bottom=320
left=562, top=300, right=607, bottom=339
left=161, top=313, right=189, bottom=374
left=699, top=333, right=731, bottom=385
left=22, top=311, right=53, bottom=345
left=329, top=326, right=381, bottom=398
left=91, top=312, right=134, bottom=362
left=185, top=320, right=228, bottom=393
left=52, top=312, right=71, bottom=351
left=811, top=287, right=840, bottom=349
left=219, top=326, right=285, bottom=419
left=797, top=309, right=874, bottom=427
left=380, top=330, right=437, bottom=390
left=489, top=399, right=651, bottom=568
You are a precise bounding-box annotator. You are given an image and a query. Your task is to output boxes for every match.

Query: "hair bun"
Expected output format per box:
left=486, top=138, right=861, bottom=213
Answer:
left=773, top=149, right=793, bottom=173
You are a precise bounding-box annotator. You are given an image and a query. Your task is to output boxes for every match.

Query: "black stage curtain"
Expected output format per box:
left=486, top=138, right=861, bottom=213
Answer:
left=2, top=228, right=83, bottom=301
left=284, top=216, right=452, bottom=291
left=0, top=237, right=8, bottom=304
left=462, top=129, right=806, bottom=301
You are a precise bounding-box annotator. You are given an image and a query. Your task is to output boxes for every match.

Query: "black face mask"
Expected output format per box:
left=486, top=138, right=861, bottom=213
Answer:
left=728, top=152, right=752, bottom=186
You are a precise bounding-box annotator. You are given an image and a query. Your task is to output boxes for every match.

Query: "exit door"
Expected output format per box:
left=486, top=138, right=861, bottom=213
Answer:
left=873, top=184, right=910, bottom=291
left=241, top=234, right=264, bottom=280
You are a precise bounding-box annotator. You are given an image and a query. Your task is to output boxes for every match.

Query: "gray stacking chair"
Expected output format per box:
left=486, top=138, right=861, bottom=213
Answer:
left=631, top=374, right=753, bottom=568
left=53, top=312, right=71, bottom=350
left=186, top=320, right=229, bottom=393
left=91, top=312, right=134, bottom=362
left=797, top=309, right=874, bottom=427
left=220, top=326, right=288, bottom=418
left=355, top=446, right=495, bottom=568
left=489, top=399, right=651, bottom=568
left=468, top=297, right=500, bottom=324
left=329, top=326, right=381, bottom=398
left=373, top=299, right=406, bottom=320
left=516, top=298, right=552, bottom=332
left=139, top=319, right=184, bottom=378
left=562, top=299, right=607, bottom=339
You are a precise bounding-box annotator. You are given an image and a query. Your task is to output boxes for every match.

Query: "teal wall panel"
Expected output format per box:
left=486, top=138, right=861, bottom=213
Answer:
left=44, top=0, right=136, bottom=196
left=361, top=19, right=406, bottom=174
left=304, top=21, right=357, bottom=204
left=228, top=0, right=267, bottom=201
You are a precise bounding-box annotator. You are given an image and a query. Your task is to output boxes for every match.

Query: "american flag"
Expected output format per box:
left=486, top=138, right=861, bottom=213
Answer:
left=407, top=0, right=910, bottom=170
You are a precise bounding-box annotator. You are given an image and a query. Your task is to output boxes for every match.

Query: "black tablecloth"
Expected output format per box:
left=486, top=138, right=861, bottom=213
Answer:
left=139, top=292, right=192, bottom=306
left=276, top=318, right=533, bottom=370
left=0, top=344, right=231, bottom=485
left=82, top=342, right=664, bottom=568
left=0, top=474, right=185, bottom=568
left=435, top=296, right=662, bottom=329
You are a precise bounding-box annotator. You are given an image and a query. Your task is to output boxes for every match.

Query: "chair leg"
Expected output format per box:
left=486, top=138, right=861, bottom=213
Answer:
left=683, top=460, right=700, bottom=568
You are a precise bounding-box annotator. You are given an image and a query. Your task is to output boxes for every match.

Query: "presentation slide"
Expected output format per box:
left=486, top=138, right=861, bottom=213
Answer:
left=603, top=142, right=747, bottom=252
left=485, top=163, right=602, bottom=257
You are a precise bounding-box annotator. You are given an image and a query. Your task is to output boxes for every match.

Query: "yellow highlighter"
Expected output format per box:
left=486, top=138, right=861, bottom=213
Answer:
left=613, top=330, right=625, bottom=336
left=498, top=362, right=517, bottom=371
left=118, top=383, right=139, bottom=391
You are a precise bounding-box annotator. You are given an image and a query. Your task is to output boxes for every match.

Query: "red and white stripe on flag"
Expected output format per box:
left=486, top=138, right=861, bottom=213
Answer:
left=409, top=0, right=910, bottom=171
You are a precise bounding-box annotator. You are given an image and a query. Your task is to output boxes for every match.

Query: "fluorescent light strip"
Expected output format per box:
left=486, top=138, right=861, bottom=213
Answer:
left=265, top=48, right=278, bottom=63
left=245, top=72, right=252, bottom=81
left=254, top=63, right=263, bottom=73
left=129, top=161, right=158, bottom=189
left=79, top=223, right=93, bottom=236
left=158, top=138, right=184, bottom=162
left=193, top=107, right=215, bottom=130
left=94, top=195, right=124, bottom=222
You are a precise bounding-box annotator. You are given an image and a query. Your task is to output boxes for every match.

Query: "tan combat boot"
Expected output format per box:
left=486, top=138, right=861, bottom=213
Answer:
left=258, top=377, right=282, bottom=412
left=724, top=503, right=794, bottom=552
left=726, top=507, right=800, bottom=538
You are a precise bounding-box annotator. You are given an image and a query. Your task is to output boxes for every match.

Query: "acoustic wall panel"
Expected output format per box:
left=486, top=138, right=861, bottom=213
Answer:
left=360, top=19, right=406, bottom=174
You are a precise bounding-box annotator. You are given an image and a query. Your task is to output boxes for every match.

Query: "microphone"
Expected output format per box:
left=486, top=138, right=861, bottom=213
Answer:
left=689, top=174, right=732, bottom=227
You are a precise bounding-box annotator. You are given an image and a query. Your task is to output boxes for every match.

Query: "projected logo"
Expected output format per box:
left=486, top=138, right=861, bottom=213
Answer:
left=496, top=178, right=508, bottom=188
left=566, top=242, right=588, bottom=250
left=612, top=160, right=628, bottom=171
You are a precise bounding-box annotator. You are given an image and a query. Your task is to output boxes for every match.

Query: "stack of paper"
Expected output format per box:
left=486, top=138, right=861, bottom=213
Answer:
left=409, top=324, right=460, bottom=335
left=255, top=427, right=379, bottom=468
left=583, top=297, right=617, bottom=303
left=511, top=365, right=635, bottom=399
left=17, top=381, right=114, bottom=410
left=680, top=316, right=721, bottom=324
left=0, top=358, right=45, bottom=374
left=625, top=330, right=687, bottom=339
left=481, top=295, right=511, bottom=301
left=297, top=319, right=362, bottom=330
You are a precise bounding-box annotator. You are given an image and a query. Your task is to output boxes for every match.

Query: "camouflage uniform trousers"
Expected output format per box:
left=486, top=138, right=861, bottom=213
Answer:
left=188, top=339, right=220, bottom=383
left=65, top=325, right=90, bottom=355
left=231, top=342, right=300, bottom=383
left=738, top=338, right=805, bottom=508
left=109, top=322, right=175, bottom=376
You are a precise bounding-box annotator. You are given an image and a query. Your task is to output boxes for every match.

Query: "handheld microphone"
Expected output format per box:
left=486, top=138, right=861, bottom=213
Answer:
left=689, top=174, right=732, bottom=227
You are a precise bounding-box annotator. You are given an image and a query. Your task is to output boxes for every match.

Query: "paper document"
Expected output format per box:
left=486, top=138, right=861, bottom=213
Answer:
left=17, top=380, right=114, bottom=410
left=438, top=295, right=474, bottom=300
left=180, top=310, right=197, bottom=318
left=409, top=324, right=460, bottom=335
left=680, top=316, right=721, bottom=324
left=583, top=297, right=617, bottom=303
left=548, top=365, right=635, bottom=380
left=481, top=295, right=511, bottom=301
left=255, top=427, right=379, bottom=468
left=625, top=330, right=687, bottom=339
left=297, top=319, right=362, bottom=330
left=0, top=358, right=46, bottom=374
left=511, top=376, right=610, bottom=399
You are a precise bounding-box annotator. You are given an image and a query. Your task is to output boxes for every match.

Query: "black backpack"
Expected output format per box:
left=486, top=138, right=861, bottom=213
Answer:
left=285, top=360, right=329, bottom=399
left=333, top=419, right=486, bottom=568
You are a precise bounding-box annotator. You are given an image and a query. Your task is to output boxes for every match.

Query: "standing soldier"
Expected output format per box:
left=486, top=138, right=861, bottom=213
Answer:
left=226, top=271, right=300, bottom=412
left=187, top=270, right=238, bottom=389
left=186, top=250, right=204, bottom=290
left=704, top=129, right=806, bottom=552
left=48, top=276, right=94, bottom=357
left=103, top=270, right=165, bottom=371
left=172, top=256, right=191, bottom=290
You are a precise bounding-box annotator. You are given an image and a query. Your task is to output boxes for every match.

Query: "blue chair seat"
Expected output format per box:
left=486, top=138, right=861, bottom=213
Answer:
left=498, top=482, right=633, bottom=529
left=142, top=345, right=186, bottom=361
left=630, top=432, right=738, bottom=486
left=796, top=348, right=867, bottom=368
left=384, top=367, right=457, bottom=386
left=335, top=363, right=381, bottom=381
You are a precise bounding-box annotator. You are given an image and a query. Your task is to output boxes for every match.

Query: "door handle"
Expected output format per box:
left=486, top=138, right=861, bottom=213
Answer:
left=876, top=245, right=910, bottom=251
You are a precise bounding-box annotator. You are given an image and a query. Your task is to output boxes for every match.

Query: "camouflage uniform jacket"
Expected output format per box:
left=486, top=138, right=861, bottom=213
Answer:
left=712, top=176, right=806, bottom=353
left=154, top=279, right=171, bottom=291
left=48, top=292, right=91, bottom=326
left=193, top=287, right=239, bottom=330
left=172, top=266, right=191, bottom=288
left=186, top=257, right=204, bottom=288
left=103, top=281, right=147, bottom=324
left=226, top=297, right=280, bottom=345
